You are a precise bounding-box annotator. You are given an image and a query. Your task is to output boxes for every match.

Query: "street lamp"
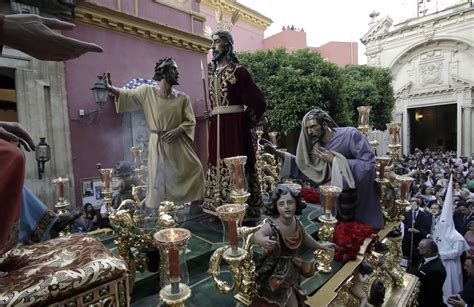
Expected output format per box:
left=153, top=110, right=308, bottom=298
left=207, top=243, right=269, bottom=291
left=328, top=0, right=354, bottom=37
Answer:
left=90, top=76, right=109, bottom=106
left=35, top=137, right=51, bottom=179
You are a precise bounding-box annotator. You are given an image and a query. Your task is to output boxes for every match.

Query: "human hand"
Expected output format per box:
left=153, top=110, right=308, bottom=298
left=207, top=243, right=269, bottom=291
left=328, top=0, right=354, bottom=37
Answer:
left=258, top=237, right=278, bottom=251
left=162, top=127, right=183, bottom=143
left=1, top=14, right=103, bottom=61
left=261, top=138, right=277, bottom=154
left=318, top=241, right=337, bottom=251
left=312, top=146, right=334, bottom=163
left=447, top=294, right=465, bottom=307
left=0, top=121, right=35, bottom=151
left=408, top=228, right=420, bottom=233
left=203, top=110, right=212, bottom=120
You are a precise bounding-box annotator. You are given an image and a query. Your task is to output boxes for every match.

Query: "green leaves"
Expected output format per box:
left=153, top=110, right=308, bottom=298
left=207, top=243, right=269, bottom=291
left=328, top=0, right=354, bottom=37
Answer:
left=238, top=50, right=394, bottom=134
left=340, top=65, right=395, bottom=130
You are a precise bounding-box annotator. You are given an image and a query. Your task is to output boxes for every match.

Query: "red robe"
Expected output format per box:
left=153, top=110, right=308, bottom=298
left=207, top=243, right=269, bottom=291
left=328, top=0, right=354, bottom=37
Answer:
left=208, top=63, right=266, bottom=166
left=0, top=140, right=25, bottom=253
left=208, top=63, right=266, bottom=220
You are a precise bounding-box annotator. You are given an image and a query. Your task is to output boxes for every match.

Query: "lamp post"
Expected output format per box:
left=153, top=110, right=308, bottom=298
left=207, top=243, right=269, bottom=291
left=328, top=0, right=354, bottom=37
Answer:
left=35, top=137, right=50, bottom=179
left=90, top=76, right=109, bottom=106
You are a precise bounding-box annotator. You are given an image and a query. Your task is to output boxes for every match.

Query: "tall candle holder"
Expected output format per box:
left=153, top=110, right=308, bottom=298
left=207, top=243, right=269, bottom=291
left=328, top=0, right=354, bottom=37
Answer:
left=268, top=131, right=278, bottom=147
left=315, top=185, right=340, bottom=274
left=386, top=122, right=401, bottom=165
left=224, top=156, right=251, bottom=205
left=52, top=177, right=69, bottom=214
left=394, top=175, right=414, bottom=222
left=375, top=156, right=392, bottom=221
left=130, top=146, right=147, bottom=184
left=52, top=177, right=70, bottom=237
left=154, top=228, right=192, bottom=307
left=100, top=168, right=114, bottom=215
left=216, top=204, right=247, bottom=257
left=357, top=106, right=372, bottom=135
left=318, top=186, right=341, bottom=224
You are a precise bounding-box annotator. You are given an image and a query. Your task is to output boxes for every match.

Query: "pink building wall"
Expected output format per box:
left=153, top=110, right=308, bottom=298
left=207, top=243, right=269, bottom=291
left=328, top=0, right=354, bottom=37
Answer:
left=262, top=30, right=358, bottom=67
left=314, top=42, right=358, bottom=67
left=65, top=2, right=209, bottom=207
left=263, top=30, right=307, bottom=50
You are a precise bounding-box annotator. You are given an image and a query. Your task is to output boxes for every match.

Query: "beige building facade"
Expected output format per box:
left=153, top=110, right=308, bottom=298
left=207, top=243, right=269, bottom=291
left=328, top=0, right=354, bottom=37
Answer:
left=362, top=2, right=473, bottom=156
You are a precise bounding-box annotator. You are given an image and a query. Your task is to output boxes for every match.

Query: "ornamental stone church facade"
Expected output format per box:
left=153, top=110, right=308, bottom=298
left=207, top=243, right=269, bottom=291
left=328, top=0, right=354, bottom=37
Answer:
left=362, top=2, right=473, bottom=156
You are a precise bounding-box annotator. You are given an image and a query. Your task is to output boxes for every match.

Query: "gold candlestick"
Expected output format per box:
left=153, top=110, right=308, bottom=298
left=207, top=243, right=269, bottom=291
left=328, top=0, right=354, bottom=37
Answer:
left=357, top=106, right=372, bottom=135
left=130, top=146, right=143, bottom=169
left=318, top=185, right=341, bottom=243
left=376, top=156, right=391, bottom=180
left=100, top=168, right=114, bottom=215
left=216, top=203, right=247, bottom=257
left=386, top=122, right=402, bottom=165
left=130, top=146, right=147, bottom=183
left=268, top=131, right=278, bottom=147
left=394, top=175, right=414, bottom=222
left=154, top=228, right=192, bottom=307
left=52, top=177, right=71, bottom=237
left=224, top=156, right=249, bottom=197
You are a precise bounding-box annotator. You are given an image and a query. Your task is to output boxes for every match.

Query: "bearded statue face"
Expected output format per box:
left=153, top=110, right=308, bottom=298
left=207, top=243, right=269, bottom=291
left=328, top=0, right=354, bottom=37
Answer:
left=163, top=60, right=180, bottom=85
left=211, top=35, right=230, bottom=63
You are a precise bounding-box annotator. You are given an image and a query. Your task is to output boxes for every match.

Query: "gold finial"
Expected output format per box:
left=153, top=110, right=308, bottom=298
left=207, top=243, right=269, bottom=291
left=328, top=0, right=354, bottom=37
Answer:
left=215, top=5, right=240, bottom=32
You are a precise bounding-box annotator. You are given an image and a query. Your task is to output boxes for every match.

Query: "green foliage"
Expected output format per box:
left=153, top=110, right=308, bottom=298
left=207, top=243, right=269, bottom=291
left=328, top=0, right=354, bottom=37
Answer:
left=238, top=48, right=351, bottom=134
left=238, top=50, right=395, bottom=134
left=340, top=65, right=395, bottom=130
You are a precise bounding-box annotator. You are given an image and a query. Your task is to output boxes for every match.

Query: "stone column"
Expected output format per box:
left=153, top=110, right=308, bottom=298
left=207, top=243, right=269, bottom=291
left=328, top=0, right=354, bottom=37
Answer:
left=457, top=96, right=463, bottom=157
left=464, top=105, right=472, bottom=156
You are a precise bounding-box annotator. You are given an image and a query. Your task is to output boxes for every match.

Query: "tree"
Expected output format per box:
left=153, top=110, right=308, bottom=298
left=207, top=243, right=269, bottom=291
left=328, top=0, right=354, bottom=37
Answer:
left=238, top=48, right=351, bottom=134
left=340, top=65, right=395, bottom=130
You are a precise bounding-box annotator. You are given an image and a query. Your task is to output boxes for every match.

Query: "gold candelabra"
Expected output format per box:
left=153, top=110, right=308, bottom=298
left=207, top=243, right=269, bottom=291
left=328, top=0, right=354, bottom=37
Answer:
left=207, top=155, right=266, bottom=304
left=154, top=228, right=192, bottom=307
left=111, top=183, right=183, bottom=289
left=52, top=177, right=71, bottom=237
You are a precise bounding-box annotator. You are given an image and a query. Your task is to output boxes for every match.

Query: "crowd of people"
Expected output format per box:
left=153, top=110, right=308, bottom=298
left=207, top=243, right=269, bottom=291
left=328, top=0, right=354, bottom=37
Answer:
left=398, top=148, right=473, bottom=306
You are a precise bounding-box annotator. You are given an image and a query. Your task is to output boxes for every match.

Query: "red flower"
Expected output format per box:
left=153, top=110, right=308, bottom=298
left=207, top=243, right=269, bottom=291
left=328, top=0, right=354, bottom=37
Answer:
left=300, top=187, right=320, bottom=204
left=332, top=221, right=373, bottom=264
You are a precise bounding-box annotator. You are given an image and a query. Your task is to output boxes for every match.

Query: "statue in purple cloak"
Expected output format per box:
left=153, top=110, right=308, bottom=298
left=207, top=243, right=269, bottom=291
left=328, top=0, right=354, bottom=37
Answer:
left=265, top=109, right=384, bottom=230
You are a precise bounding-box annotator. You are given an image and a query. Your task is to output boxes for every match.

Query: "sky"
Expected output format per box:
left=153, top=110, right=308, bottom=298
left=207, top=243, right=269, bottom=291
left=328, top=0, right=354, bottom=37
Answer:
left=237, top=0, right=462, bottom=64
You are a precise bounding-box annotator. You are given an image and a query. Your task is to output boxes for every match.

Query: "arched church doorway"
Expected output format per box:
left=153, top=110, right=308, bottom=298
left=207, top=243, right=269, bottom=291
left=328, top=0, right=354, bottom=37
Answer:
left=408, top=104, right=456, bottom=153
